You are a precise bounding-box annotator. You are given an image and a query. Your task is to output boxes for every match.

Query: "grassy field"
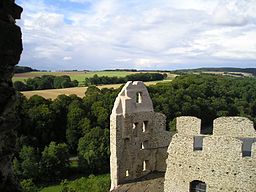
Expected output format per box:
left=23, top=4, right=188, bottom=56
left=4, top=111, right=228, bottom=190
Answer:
left=13, top=71, right=176, bottom=85
left=40, top=174, right=110, bottom=192
left=41, top=185, right=61, bottom=192
left=21, top=79, right=174, bottom=99
left=13, top=71, right=141, bottom=85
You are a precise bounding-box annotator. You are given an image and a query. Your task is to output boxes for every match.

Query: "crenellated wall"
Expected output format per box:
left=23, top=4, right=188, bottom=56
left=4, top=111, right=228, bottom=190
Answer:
left=110, top=81, right=172, bottom=191
left=165, top=116, right=256, bottom=192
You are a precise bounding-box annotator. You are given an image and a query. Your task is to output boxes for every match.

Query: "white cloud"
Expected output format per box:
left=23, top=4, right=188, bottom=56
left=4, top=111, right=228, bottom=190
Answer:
left=114, top=58, right=132, bottom=62
left=17, top=0, right=256, bottom=70
left=212, top=3, right=248, bottom=26
left=63, top=56, right=72, bottom=60
left=134, top=58, right=164, bottom=69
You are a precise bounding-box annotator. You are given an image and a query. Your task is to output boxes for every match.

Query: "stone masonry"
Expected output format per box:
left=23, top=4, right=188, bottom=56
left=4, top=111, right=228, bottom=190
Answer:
left=110, top=81, right=171, bottom=191
left=110, top=82, right=256, bottom=192
left=164, top=116, right=256, bottom=192
left=0, top=0, right=23, bottom=191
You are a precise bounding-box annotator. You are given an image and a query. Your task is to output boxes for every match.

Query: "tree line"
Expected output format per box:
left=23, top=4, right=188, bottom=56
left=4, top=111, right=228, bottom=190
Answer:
left=15, top=66, right=37, bottom=73
left=14, top=75, right=79, bottom=91
left=84, top=73, right=167, bottom=86
left=14, top=74, right=256, bottom=190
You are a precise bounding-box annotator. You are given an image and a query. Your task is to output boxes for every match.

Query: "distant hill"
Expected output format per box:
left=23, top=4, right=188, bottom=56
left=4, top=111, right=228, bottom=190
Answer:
left=14, top=66, right=38, bottom=73
left=174, top=67, right=256, bottom=76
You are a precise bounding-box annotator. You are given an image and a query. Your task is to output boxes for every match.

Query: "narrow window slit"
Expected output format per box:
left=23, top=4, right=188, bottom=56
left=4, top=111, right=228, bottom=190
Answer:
left=136, top=92, right=142, bottom=103
left=143, top=121, right=148, bottom=132
left=143, top=160, right=148, bottom=171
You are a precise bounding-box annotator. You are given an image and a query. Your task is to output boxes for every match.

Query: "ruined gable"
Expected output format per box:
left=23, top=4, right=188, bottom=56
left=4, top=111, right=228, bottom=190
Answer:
left=165, top=116, right=256, bottom=192
left=110, top=81, right=171, bottom=191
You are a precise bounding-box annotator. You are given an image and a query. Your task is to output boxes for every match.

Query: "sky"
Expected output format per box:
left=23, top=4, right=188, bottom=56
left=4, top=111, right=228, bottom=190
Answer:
left=16, top=0, right=256, bottom=71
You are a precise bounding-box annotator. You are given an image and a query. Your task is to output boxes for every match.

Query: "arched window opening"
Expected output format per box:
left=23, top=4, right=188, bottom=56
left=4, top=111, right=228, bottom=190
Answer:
left=190, top=180, right=207, bottom=192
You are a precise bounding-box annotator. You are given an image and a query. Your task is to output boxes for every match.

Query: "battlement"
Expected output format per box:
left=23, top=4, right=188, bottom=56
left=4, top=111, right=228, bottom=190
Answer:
left=111, top=81, right=153, bottom=115
left=165, top=116, right=256, bottom=192
left=176, top=116, right=256, bottom=137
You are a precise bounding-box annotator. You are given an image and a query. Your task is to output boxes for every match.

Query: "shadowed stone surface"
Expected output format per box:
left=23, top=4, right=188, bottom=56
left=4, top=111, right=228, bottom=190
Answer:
left=112, top=172, right=164, bottom=192
left=0, top=0, right=23, bottom=191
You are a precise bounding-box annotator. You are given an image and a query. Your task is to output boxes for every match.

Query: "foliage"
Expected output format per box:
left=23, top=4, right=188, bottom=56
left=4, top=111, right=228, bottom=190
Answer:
left=66, top=101, right=86, bottom=152
left=40, top=142, right=70, bottom=180
left=14, top=75, right=79, bottom=91
left=15, top=66, right=37, bottom=73
left=20, top=179, right=39, bottom=192
left=54, top=75, right=79, bottom=89
left=14, top=81, right=30, bottom=91
left=78, top=127, right=110, bottom=173
left=13, top=146, right=39, bottom=180
left=173, top=67, right=256, bottom=76
left=84, top=73, right=166, bottom=86
left=149, top=74, right=256, bottom=130
left=59, top=175, right=110, bottom=192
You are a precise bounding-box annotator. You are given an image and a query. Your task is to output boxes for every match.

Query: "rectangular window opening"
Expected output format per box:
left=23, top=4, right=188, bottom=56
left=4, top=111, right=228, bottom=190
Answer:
left=133, top=123, right=138, bottom=137
left=190, top=180, right=206, bottom=192
left=240, top=138, right=256, bottom=157
left=133, top=123, right=138, bottom=129
left=125, top=170, right=129, bottom=177
left=141, top=140, right=148, bottom=150
left=193, top=136, right=204, bottom=151
left=143, top=160, right=148, bottom=171
left=143, top=121, right=148, bottom=132
left=136, top=92, right=142, bottom=103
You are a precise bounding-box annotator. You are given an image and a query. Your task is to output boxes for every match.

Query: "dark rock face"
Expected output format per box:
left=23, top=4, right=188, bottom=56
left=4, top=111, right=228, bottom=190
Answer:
left=0, top=0, right=23, bottom=191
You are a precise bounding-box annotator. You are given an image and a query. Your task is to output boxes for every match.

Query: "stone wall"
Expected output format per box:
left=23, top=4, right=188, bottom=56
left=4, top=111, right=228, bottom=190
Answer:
left=110, top=81, right=171, bottom=191
left=164, top=116, right=256, bottom=192
left=0, top=0, right=23, bottom=191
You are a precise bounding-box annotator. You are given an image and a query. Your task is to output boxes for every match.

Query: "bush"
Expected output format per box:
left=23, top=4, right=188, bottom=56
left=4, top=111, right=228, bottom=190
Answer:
left=59, top=175, right=110, bottom=192
left=20, top=179, right=39, bottom=192
left=40, top=142, right=70, bottom=180
left=14, top=81, right=30, bottom=91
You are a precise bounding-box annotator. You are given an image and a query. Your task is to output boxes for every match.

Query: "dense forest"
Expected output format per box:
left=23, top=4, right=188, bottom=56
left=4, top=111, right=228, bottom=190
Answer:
left=14, top=74, right=256, bottom=191
left=84, top=73, right=167, bottom=86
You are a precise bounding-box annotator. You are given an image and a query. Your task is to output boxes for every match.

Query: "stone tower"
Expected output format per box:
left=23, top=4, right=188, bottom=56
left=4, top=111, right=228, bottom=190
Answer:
left=164, top=116, right=256, bottom=192
left=110, top=81, right=171, bottom=190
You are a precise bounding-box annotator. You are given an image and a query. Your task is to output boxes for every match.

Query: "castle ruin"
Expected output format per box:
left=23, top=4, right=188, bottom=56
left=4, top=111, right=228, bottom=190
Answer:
left=165, top=116, right=256, bottom=192
left=110, top=81, right=171, bottom=190
left=110, top=81, right=256, bottom=192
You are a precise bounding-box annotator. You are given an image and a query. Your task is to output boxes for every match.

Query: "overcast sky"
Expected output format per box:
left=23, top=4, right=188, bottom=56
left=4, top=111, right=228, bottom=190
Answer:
left=16, top=0, right=256, bottom=71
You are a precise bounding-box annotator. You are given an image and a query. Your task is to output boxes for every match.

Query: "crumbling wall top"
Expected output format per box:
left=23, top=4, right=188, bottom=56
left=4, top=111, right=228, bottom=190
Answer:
left=111, top=81, right=153, bottom=115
